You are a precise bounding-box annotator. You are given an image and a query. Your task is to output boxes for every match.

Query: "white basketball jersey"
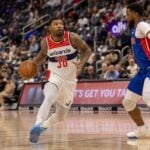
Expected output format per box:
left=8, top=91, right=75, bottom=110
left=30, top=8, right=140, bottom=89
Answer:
left=45, top=31, right=78, bottom=80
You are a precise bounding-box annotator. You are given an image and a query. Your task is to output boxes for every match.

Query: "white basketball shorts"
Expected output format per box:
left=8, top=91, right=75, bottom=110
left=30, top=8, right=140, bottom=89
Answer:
left=47, top=72, right=77, bottom=108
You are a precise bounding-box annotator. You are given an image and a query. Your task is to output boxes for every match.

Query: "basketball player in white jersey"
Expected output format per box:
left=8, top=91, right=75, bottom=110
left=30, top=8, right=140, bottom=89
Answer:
left=29, top=17, right=92, bottom=143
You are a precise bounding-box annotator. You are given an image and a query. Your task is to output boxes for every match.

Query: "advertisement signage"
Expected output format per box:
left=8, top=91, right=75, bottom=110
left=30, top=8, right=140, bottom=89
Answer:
left=107, top=20, right=127, bottom=37
left=19, top=81, right=144, bottom=106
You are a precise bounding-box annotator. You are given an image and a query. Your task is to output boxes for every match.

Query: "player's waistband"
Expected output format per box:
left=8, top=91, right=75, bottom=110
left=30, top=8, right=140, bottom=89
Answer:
left=48, top=72, right=77, bottom=83
left=48, top=51, right=77, bottom=62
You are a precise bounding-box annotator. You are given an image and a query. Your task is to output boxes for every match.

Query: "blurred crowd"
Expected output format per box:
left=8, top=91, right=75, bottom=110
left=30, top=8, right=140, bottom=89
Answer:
left=0, top=0, right=150, bottom=108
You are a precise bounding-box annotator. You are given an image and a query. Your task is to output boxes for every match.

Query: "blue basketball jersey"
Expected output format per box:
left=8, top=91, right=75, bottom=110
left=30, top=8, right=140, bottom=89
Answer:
left=128, top=22, right=150, bottom=95
left=131, top=23, right=150, bottom=69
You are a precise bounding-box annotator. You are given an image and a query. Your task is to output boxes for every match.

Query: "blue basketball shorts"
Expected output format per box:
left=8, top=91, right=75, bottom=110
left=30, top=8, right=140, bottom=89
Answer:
left=128, top=69, right=150, bottom=95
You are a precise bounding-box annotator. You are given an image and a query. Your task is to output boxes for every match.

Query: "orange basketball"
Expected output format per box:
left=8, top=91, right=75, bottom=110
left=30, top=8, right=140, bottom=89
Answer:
left=19, top=60, right=38, bottom=80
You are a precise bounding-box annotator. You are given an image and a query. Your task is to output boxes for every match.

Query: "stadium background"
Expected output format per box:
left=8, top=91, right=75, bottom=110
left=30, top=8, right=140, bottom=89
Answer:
left=0, top=0, right=150, bottom=109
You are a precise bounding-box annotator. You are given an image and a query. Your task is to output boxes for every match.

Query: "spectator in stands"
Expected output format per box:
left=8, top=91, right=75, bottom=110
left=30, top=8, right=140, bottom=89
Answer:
left=8, top=27, right=22, bottom=45
left=34, top=10, right=41, bottom=25
left=91, top=6, right=100, bottom=26
left=42, top=0, right=61, bottom=9
left=8, top=40, right=17, bottom=62
left=0, top=76, right=7, bottom=93
left=122, top=1, right=127, bottom=18
left=117, top=30, right=130, bottom=49
left=82, top=65, right=96, bottom=79
left=145, top=3, right=150, bottom=23
left=85, top=33, right=93, bottom=48
left=79, top=64, right=88, bottom=79
left=115, top=63, right=128, bottom=79
left=1, top=28, right=8, bottom=37
left=88, top=53, right=100, bottom=69
left=28, top=11, right=34, bottom=23
left=23, top=27, right=41, bottom=40
left=88, top=0, right=101, bottom=8
left=97, top=27, right=108, bottom=43
left=85, top=7, right=93, bottom=19
left=127, top=58, right=138, bottom=78
left=0, top=75, right=15, bottom=110
left=104, top=51, right=120, bottom=65
left=102, top=8, right=115, bottom=24
left=113, top=2, right=123, bottom=19
left=0, top=63, right=12, bottom=79
left=0, top=75, right=7, bottom=110
left=104, top=64, right=119, bottom=80
left=29, top=36, right=39, bottom=53
left=105, top=32, right=118, bottom=49
left=0, top=41, right=5, bottom=52
left=97, top=41, right=108, bottom=53
left=77, top=14, right=89, bottom=27
left=0, top=17, right=5, bottom=24
left=99, top=62, right=108, bottom=79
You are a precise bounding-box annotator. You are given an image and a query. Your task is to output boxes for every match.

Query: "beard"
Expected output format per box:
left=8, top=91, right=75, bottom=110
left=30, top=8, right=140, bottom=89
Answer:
left=56, top=30, right=64, bottom=36
left=57, top=33, right=63, bottom=37
left=128, top=20, right=135, bottom=29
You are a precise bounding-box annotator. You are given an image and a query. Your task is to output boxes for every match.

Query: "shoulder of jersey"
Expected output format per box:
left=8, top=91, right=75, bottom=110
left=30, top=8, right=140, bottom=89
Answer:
left=45, top=31, right=71, bottom=49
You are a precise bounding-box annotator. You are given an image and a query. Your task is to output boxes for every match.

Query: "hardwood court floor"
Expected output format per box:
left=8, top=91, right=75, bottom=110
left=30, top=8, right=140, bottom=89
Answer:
left=0, top=110, right=150, bottom=150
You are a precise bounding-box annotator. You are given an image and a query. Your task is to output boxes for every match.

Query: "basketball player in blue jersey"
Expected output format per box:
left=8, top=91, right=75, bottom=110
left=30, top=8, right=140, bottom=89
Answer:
left=122, top=3, right=150, bottom=139
left=29, top=17, right=92, bottom=143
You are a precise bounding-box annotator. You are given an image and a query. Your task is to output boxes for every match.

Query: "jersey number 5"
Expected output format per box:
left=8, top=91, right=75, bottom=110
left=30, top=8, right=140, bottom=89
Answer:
left=56, top=56, right=68, bottom=68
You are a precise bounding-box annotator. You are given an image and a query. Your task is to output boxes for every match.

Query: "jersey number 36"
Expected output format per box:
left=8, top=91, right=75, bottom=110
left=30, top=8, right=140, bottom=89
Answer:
left=56, top=56, right=68, bottom=68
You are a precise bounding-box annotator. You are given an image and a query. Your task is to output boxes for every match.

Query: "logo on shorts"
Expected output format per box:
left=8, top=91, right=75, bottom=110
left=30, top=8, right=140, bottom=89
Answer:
left=131, top=38, right=136, bottom=44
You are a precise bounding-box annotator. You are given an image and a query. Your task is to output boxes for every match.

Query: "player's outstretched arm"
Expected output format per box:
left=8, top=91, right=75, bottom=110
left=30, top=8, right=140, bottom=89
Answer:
left=33, top=38, right=47, bottom=65
left=70, top=32, right=92, bottom=76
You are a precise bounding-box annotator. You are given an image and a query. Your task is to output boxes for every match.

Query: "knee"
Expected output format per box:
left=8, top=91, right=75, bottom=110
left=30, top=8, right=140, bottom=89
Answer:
left=143, top=91, right=150, bottom=107
left=143, top=77, right=150, bottom=106
left=122, top=98, right=136, bottom=112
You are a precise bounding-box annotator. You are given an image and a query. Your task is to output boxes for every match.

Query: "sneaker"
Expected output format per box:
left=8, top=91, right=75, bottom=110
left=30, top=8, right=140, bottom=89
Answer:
left=127, top=139, right=137, bottom=146
left=127, top=139, right=150, bottom=149
left=29, top=123, right=47, bottom=143
left=127, top=126, right=150, bottom=139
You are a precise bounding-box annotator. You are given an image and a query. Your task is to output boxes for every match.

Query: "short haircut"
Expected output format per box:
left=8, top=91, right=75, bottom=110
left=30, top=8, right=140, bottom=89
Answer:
left=49, top=17, right=63, bottom=25
left=127, top=3, right=144, bottom=16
